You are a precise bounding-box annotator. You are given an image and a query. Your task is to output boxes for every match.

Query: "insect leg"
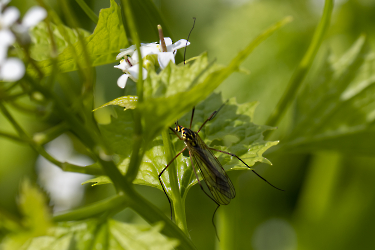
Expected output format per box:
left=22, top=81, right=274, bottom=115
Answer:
left=189, top=107, right=195, bottom=129
left=208, top=147, right=284, bottom=191
left=159, top=146, right=187, bottom=220
left=197, top=101, right=228, bottom=133
left=189, top=151, right=221, bottom=240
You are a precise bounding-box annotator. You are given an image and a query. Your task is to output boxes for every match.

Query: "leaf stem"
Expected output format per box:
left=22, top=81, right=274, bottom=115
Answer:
left=162, top=130, right=190, bottom=237
left=265, top=0, right=334, bottom=131
left=216, top=173, right=240, bottom=250
left=32, top=122, right=69, bottom=145
left=120, top=0, right=144, bottom=184
left=0, top=130, right=27, bottom=143
left=53, top=195, right=126, bottom=222
left=74, top=0, right=99, bottom=24
left=0, top=102, right=103, bottom=175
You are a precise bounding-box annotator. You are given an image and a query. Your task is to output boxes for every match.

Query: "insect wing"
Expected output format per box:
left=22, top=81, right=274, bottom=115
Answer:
left=190, top=134, right=236, bottom=205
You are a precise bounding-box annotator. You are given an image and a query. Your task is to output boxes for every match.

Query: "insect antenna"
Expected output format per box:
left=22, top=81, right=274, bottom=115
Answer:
left=184, top=17, right=196, bottom=64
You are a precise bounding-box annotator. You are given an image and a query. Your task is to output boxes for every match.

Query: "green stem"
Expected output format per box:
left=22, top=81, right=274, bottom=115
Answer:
left=126, top=186, right=197, bottom=250
left=33, top=122, right=69, bottom=145
left=120, top=0, right=143, bottom=102
left=74, top=0, right=99, bottom=24
left=60, top=0, right=94, bottom=94
left=121, top=0, right=144, bottom=183
left=0, top=102, right=103, bottom=176
left=161, top=130, right=190, bottom=237
left=216, top=173, right=240, bottom=250
left=0, top=131, right=27, bottom=143
left=54, top=195, right=126, bottom=222
left=265, top=0, right=334, bottom=131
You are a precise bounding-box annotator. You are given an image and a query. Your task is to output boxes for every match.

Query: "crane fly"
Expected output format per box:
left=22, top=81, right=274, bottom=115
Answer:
left=158, top=103, right=284, bottom=237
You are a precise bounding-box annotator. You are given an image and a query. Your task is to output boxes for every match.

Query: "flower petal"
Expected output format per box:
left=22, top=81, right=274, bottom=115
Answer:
left=22, top=6, right=47, bottom=28
left=172, top=39, right=190, bottom=51
left=163, top=37, right=174, bottom=52
left=128, top=64, right=148, bottom=80
left=2, top=6, right=20, bottom=27
left=0, top=57, right=25, bottom=81
left=163, top=37, right=173, bottom=46
left=117, top=74, right=129, bottom=88
left=131, top=46, right=159, bottom=64
left=116, top=45, right=136, bottom=60
left=0, top=0, right=11, bottom=7
left=0, top=29, right=15, bottom=45
left=158, top=52, right=175, bottom=69
left=114, top=59, right=131, bottom=72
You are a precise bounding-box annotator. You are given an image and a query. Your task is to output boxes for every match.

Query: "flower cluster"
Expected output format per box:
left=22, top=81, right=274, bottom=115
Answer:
left=114, top=37, right=190, bottom=89
left=0, top=0, right=46, bottom=82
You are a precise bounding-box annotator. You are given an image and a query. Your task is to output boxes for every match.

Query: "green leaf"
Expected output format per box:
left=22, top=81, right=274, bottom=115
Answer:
left=1, top=180, right=53, bottom=250
left=98, top=107, right=135, bottom=158
left=85, top=93, right=278, bottom=203
left=93, top=96, right=138, bottom=111
left=31, top=0, right=128, bottom=76
left=29, top=22, right=91, bottom=61
left=284, top=35, right=375, bottom=155
left=20, top=220, right=179, bottom=250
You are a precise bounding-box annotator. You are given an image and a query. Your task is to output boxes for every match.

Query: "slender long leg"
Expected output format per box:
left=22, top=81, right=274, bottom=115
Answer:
left=197, top=101, right=227, bottom=133
left=209, top=147, right=284, bottom=191
left=158, top=146, right=187, bottom=220
left=189, top=151, right=221, bottom=240
left=189, top=107, right=195, bottom=129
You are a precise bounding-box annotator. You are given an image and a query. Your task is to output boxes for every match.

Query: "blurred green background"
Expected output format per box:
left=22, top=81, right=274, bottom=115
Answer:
left=1, top=0, right=375, bottom=249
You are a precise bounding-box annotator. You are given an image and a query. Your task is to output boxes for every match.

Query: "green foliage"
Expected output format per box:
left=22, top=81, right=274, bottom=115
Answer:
left=29, top=22, right=91, bottom=61
left=29, top=0, right=128, bottom=76
left=4, top=0, right=375, bottom=249
left=285, top=35, right=375, bottom=155
left=0, top=181, right=178, bottom=250
left=20, top=220, right=178, bottom=250
left=1, top=180, right=52, bottom=250
left=93, top=95, right=138, bottom=111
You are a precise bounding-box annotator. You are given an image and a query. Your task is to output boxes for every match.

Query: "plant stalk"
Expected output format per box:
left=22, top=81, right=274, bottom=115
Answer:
left=265, top=0, right=334, bottom=132
left=162, top=130, right=190, bottom=237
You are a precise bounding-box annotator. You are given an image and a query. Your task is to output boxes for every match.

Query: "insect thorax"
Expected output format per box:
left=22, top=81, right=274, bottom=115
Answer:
left=176, top=126, right=198, bottom=147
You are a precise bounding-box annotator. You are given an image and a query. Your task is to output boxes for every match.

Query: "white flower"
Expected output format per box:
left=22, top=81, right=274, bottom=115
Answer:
left=114, top=37, right=190, bottom=89
left=0, top=1, right=46, bottom=82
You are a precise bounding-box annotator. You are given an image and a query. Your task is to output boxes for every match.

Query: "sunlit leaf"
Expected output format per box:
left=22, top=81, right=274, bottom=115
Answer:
left=30, top=0, right=128, bottom=76
left=21, top=220, right=179, bottom=250
left=93, top=95, right=138, bottom=111
left=29, top=22, right=91, bottom=61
